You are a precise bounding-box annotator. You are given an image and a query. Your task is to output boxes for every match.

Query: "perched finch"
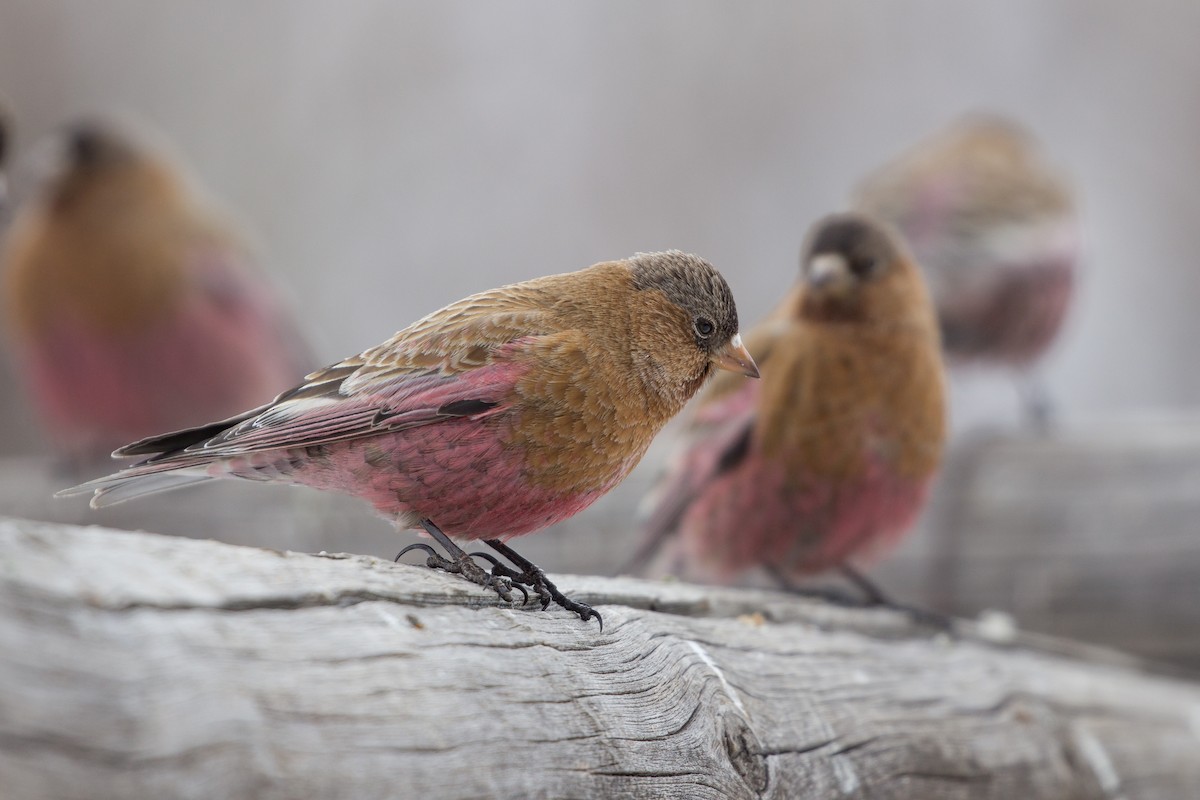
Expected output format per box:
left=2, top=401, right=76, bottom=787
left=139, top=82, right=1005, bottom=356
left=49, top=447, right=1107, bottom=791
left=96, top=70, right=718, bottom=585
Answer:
left=2, top=121, right=312, bottom=465
left=852, top=116, right=1078, bottom=426
left=634, top=214, right=945, bottom=591
left=62, top=252, right=759, bottom=625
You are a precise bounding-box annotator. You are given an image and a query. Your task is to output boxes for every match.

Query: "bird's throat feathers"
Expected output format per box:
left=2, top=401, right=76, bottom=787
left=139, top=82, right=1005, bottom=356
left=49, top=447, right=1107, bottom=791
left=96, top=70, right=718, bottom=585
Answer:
left=797, top=258, right=938, bottom=336
left=543, top=261, right=721, bottom=424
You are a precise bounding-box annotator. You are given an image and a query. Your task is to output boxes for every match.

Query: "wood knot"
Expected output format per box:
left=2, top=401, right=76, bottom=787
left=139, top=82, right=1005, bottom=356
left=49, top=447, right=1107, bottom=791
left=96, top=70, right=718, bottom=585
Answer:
left=723, top=714, right=769, bottom=795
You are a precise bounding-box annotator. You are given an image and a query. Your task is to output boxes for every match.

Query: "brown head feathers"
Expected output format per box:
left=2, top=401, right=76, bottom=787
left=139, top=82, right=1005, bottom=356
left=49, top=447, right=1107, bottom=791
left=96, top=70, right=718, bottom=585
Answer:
left=798, top=213, right=931, bottom=329
left=630, top=250, right=740, bottom=358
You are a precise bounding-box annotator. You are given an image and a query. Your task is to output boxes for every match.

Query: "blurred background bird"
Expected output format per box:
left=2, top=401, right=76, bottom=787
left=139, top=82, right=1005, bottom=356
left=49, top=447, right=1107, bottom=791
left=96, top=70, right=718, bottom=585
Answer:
left=0, top=101, right=11, bottom=223
left=1, top=119, right=314, bottom=469
left=62, top=252, right=759, bottom=623
left=853, top=115, right=1079, bottom=429
left=632, top=214, right=946, bottom=598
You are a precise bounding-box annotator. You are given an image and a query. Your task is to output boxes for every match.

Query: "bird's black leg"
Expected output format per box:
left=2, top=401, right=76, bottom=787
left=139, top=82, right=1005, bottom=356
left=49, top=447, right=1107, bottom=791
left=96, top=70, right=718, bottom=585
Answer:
left=838, top=563, right=892, bottom=606
left=484, top=539, right=603, bottom=630
left=769, top=563, right=951, bottom=630
left=765, top=565, right=867, bottom=607
left=1015, top=370, right=1054, bottom=435
left=394, top=519, right=516, bottom=604
left=839, top=564, right=953, bottom=631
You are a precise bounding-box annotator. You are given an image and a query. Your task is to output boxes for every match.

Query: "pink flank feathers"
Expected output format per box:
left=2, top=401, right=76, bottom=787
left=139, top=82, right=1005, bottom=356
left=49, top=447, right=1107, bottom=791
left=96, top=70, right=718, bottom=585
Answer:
left=195, top=357, right=615, bottom=542
left=15, top=251, right=307, bottom=459
left=641, top=377, right=932, bottom=580
left=677, top=416, right=933, bottom=579
left=219, top=418, right=613, bottom=543
left=935, top=253, right=1076, bottom=368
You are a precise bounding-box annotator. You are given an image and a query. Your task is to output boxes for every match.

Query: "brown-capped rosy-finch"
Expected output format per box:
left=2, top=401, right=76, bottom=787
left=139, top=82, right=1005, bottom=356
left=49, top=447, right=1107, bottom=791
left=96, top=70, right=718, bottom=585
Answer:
left=635, top=214, right=945, bottom=594
left=62, top=252, right=758, bottom=626
left=2, top=121, right=312, bottom=465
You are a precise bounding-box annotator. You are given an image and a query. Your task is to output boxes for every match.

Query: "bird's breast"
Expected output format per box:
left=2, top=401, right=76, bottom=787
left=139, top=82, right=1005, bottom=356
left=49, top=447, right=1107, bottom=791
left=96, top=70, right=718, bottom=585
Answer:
left=506, top=341, right=672, bottom=495
left=757, top=326, right=946, bottom=483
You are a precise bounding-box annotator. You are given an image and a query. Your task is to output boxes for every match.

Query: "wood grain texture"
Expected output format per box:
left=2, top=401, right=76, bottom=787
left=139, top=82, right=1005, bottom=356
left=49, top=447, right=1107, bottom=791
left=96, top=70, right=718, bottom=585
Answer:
left=5, top=413, right=1200, bottom=670
left=914, top=419, right=1200, bottom=667
left=1, top=518, right=1198, bottom=800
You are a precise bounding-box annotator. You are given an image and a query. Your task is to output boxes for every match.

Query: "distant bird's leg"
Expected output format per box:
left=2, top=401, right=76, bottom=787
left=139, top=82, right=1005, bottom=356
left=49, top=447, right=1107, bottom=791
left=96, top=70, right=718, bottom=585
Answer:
left=484, top=539, right=603, bottom=630
left=765, top=565, right=869, bottom=607
left=838, top=563, right=893, bottom=605
left=394, top=519, right=516, bottom=604
left=839, top=564, right=954, bottom=631
left=1015, top=370, right=1054, bottom=435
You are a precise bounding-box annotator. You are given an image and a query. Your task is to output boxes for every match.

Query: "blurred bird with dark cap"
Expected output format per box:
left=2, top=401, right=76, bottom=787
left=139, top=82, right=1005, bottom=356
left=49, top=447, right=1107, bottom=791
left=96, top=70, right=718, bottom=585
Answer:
left=2, top=119, right=314, bottom=467
left=853, top=115, right=1079, bottom=427
left=61, top=251, right=759, bottom=626
left=633, top=214, right=946, bottom=601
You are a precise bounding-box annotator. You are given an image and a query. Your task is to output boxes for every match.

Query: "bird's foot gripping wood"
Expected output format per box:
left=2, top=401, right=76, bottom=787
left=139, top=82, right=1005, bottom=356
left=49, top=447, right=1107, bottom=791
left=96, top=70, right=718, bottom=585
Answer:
left=769, top=564, right=955, bottom=633
left=837, top=564, right=955, bottom=632
left=395, top=520, right=529, bottom=606
left=394, top=520, right=600, bottom=628
left=479, top=539, right=604, bottom=630
left=394, top=542, right=525, bottom=605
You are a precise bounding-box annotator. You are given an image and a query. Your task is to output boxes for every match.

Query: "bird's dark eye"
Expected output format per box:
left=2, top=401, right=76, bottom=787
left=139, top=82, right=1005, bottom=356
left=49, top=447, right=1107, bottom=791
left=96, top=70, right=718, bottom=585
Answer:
left=694, top=318, right=715, bottom=337
left=853, top=256, right=878, bottom=276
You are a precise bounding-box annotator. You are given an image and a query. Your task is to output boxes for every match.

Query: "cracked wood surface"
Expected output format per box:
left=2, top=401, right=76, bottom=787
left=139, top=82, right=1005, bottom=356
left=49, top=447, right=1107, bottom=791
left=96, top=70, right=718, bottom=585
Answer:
left=1, top=518, right=1199, bottom=800
left=6, top=413, right=1200, bottom=670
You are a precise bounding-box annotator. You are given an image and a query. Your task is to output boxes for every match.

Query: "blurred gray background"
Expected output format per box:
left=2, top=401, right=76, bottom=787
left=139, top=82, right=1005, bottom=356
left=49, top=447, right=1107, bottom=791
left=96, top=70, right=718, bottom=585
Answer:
left=1, top=2, right=1199, bottom=657
left=5, top=1, right=1200, bottom=432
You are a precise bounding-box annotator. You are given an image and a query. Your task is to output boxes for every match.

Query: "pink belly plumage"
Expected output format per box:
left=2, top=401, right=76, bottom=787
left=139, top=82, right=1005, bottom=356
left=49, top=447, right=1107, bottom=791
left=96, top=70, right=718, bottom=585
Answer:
left=939, top=259, right=1074, bottom=367
left=679, top=452, right=931, bottom=579
left=18, top=286, right=304, bottom=458
left=219, top=415, right=615, bottom=542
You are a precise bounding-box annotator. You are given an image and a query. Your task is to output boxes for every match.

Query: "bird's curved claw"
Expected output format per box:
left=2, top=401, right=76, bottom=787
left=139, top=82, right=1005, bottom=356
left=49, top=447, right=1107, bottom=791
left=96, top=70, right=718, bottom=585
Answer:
left=395, top=542, right=440, bottom=563
left=499, top=564, right=603, bottom=630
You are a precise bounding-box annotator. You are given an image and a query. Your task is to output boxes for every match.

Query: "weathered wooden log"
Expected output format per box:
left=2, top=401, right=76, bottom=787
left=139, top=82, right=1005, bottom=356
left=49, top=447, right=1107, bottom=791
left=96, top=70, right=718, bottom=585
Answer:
left=6, top=414, right=1200, bottom=669
left=903, top=418, right=1200, bottom=667
left=1, top=518, right=1198, bottom=799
